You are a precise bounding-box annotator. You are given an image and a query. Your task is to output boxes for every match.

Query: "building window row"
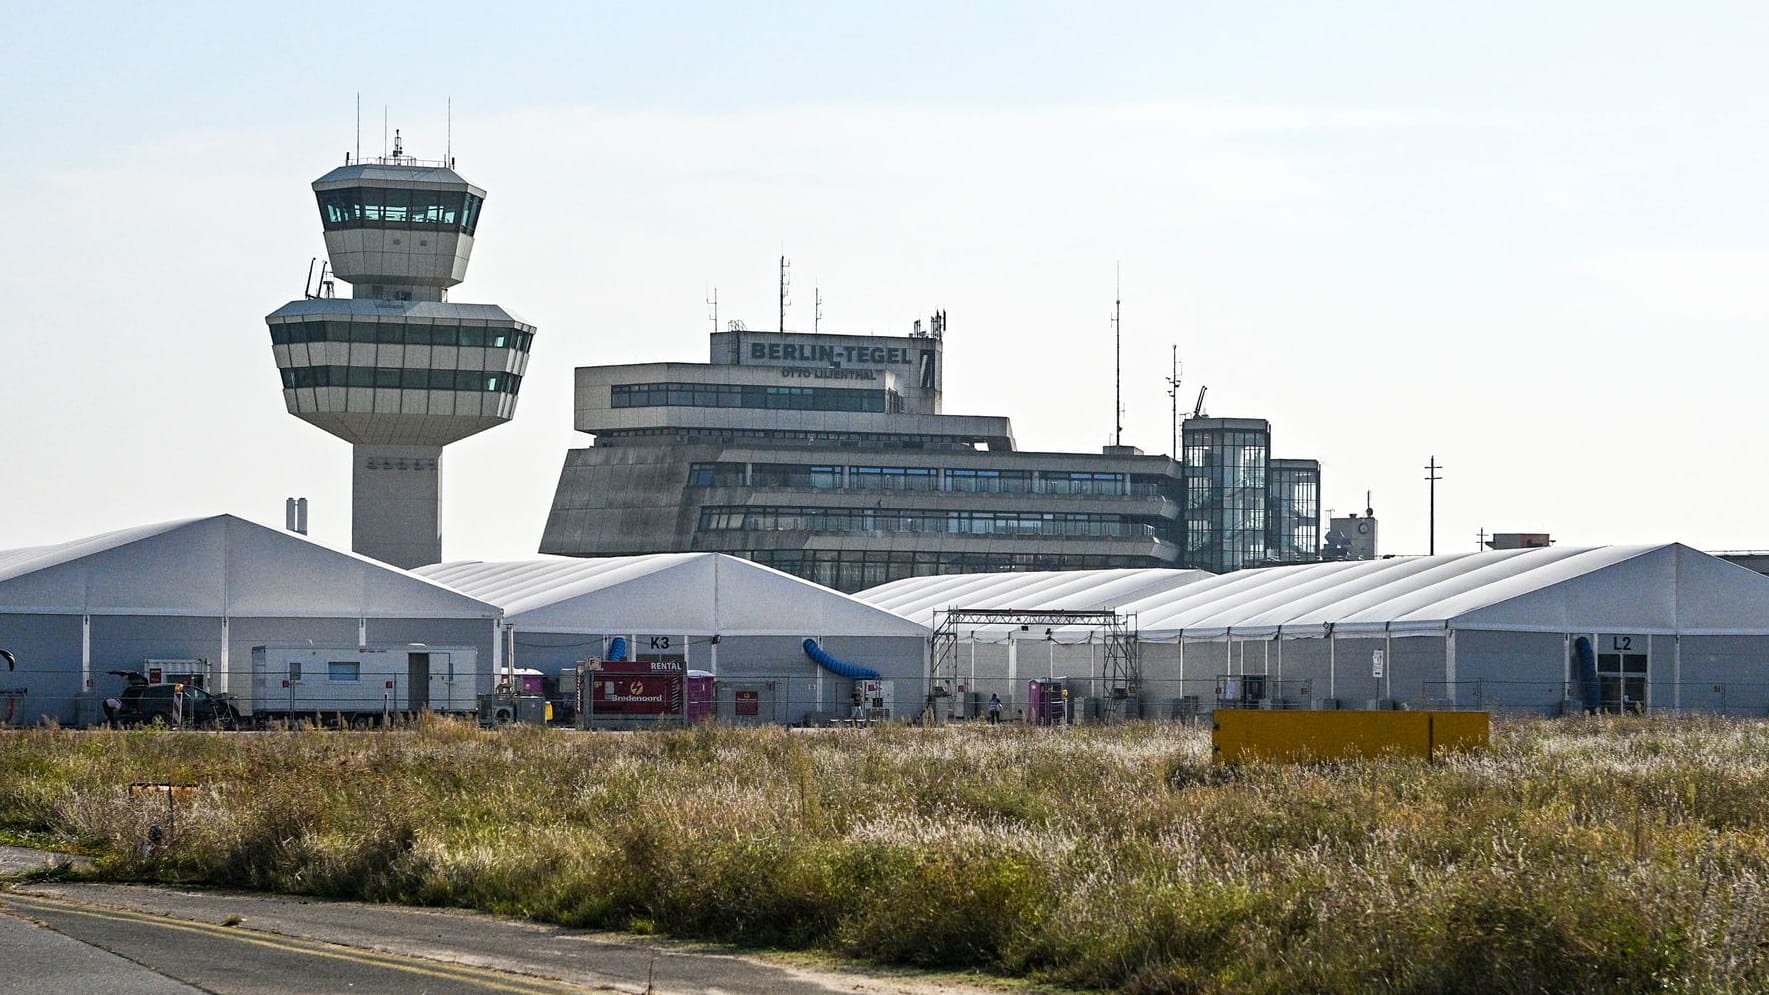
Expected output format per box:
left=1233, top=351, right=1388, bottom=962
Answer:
left=611, top=382, right=899, bottom=414
left=270, top=320, right=533, bottom=351
left=687, top=461, right=1163, bottom=497
left=740, top=548, right=1162, bottom=593
left=697, top=505, right=1157, bottom=539
left=598, top=428, right=987, bottom=451
left=315, top=187, right=484, bottom=235
left=279, top=365, right=521, bottom=393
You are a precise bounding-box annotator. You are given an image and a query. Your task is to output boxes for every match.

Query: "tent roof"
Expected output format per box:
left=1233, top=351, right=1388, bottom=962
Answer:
left=854, top=568, right=1215, bottom=631
left=416, top=553, right=929, bottom=637
left=855, top=545, right=1769, bottom=640
left=0, top=515, right=499, bottom=618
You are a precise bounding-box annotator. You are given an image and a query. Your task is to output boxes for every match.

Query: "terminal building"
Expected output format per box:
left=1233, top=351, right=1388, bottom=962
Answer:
left=265, top=135, right=535, bottom=569
left=540, top=318, right=1322, bottom=590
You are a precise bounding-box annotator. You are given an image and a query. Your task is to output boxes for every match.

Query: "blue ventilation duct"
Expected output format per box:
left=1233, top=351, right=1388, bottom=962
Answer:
left=608, top=636, right=628, bottom=663
left=803, top=639, right=881, bottom=681
left=1573, top=636, right=1601, bottom=712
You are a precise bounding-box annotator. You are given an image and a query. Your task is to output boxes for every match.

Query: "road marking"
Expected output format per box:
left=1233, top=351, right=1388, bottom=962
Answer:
left=0, top=891, right=586, bottom=994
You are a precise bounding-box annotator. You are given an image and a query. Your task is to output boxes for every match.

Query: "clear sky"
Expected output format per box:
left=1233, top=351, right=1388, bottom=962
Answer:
left=3, top=2, right=1766, bottom=560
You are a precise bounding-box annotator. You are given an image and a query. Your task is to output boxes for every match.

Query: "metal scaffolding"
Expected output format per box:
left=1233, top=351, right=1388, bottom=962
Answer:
left=930, top=608, right=1140, bottom=722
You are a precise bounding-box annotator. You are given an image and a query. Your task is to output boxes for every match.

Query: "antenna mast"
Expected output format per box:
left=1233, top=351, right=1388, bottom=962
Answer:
left=1113, top=265, right=1122, bottom=447
left=1164, top=344, right=1182, bottom=458
left=446, top=96, right=452, bottom=166
left=706, top=287, right=718, bottom=336
left=815, top=287, right=823, bottom=334
left=354, top=92, right=360, bottom=164
left=778, top=255, right=791, bottom=333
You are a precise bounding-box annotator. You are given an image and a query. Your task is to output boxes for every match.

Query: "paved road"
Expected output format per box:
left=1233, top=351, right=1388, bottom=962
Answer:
left=0, top=883, right=1009, bottom=995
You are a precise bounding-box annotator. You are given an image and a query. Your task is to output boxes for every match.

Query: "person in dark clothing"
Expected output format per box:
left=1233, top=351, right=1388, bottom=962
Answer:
left=987, top=692, right=1002, bottom=725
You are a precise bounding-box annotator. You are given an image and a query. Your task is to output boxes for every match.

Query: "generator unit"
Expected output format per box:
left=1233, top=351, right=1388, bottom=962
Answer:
left=143, top=659, right=213, bottom=689
left=574, top=659, right=713, bottom=729
left=853, top=679, right=894, bottom=723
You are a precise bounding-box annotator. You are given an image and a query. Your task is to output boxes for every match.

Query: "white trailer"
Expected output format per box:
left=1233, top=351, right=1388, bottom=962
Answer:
left=249, top=644, right=480, bottom=726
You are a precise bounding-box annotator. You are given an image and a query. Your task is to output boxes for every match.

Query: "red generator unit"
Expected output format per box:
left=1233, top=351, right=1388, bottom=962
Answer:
left=575, top=660, right=713, bottom=728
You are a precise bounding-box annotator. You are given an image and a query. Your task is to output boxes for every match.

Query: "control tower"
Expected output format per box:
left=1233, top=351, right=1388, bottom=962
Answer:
left=266, top=135, right=535, bottom=568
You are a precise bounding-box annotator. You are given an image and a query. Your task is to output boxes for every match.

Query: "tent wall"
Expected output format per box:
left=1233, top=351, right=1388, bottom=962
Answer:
left=0, top=612, right=498, bottom=724
left=1453, top=629, right=1567, bottom=713
left=508, top=629, right=927, bottom=726
left=0, top=614, right=83, bottom=725
left=1677, top=635, right=1769, bottom=715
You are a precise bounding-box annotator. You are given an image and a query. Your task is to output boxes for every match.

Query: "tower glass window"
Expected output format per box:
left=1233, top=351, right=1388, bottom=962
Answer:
left=314, top=187, right=484, bottom=234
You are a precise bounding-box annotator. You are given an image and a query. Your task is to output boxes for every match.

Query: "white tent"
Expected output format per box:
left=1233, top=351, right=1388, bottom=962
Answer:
left=419, top=554, right=931, bottom=726
left=0, top=515, right=500, bottom=725
left=854, top=545, right=1769, bottom=715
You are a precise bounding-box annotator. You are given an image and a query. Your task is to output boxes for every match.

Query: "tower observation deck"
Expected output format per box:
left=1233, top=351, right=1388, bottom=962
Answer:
left=266, top=138, right=535, bottom=568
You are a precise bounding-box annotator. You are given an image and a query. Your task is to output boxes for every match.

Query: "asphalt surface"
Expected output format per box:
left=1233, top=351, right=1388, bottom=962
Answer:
left=0, top=880, right=1012, bottom=995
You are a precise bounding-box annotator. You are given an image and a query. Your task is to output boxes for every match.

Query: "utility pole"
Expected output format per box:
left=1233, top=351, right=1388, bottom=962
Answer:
left=1424, top=456, right=1443, bottom=556
left=1476, top=527, right=1488, bottom=551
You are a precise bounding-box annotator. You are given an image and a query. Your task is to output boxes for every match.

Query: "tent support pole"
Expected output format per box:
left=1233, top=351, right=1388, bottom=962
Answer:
left=1384, top=625, right=1393, bottom=703
left=1328, top=628, right=1336, bottom=701
left=1673, top=635, right=1681, bottom=711
left=219, top=617, right=230, bottom=694
left=1444, top=628, right=1455, bottom=708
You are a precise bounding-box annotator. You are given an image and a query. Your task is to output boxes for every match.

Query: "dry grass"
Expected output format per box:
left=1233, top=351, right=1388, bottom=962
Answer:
left=4, top=715, right=1769, bottom=992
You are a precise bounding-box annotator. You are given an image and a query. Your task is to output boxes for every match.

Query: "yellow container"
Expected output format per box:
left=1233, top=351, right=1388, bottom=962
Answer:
left=1211, top=709, right=1488, bottom=763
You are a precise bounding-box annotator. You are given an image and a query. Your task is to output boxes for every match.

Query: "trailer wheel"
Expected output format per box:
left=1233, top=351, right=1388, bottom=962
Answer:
left=349, top=714, right=373, bottom=731
left=493, top=706, right=515, bottom=726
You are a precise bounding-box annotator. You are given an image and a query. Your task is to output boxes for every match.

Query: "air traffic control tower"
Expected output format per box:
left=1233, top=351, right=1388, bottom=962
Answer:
left=265, top=136, right=535, bottom=568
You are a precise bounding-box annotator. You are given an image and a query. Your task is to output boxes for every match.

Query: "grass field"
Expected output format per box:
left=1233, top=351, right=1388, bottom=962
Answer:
left=4, top=716, right=1769, bottom=993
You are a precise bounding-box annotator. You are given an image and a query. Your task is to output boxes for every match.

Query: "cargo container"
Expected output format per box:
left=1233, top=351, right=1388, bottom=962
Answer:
left=249, top=644, right=480, bottom=726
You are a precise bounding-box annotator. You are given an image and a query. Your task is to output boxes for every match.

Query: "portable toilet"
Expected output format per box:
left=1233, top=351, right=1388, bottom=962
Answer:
left=1027, top=678, right=1070, bottom=726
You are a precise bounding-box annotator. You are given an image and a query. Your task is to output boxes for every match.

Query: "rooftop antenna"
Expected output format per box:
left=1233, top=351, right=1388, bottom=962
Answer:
left=778, top=255, right=791, bottom=334
left=814, top=287, right=823, bottom=333
left=1164, top=344, right=1182, bottom=458
left=706, top=287, right=719, bottom=336
left=382, top=105, right=388, bottom=159
left=1113, top=264, right=1123, bottom=447
left=446, top=96, right=452, bottom=166
left=354, top=92, right=360, bottom=164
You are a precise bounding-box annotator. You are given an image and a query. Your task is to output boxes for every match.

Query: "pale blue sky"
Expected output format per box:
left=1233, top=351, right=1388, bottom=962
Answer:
left=3, top=2, right=1766, bottom=559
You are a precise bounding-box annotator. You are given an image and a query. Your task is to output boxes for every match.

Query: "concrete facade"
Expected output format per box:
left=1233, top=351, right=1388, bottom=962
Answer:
left=541, top=322, right=1321, bottom=590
